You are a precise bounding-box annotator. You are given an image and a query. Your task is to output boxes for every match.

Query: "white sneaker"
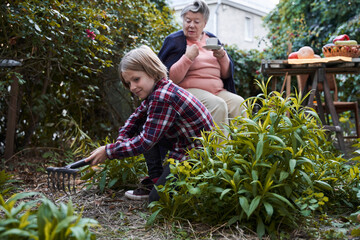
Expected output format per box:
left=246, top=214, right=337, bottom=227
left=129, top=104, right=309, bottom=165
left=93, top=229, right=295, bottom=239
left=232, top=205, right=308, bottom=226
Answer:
left=125, top=189, right=150, bottom=200
left=124, top=177, right=155, bottom=200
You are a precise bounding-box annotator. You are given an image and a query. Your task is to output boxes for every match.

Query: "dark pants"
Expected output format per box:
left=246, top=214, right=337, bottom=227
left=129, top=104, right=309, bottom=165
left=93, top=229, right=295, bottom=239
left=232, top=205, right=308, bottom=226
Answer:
left=149, top=164, right=170, bottom=202
left=143, top=138, right=171, bottom=203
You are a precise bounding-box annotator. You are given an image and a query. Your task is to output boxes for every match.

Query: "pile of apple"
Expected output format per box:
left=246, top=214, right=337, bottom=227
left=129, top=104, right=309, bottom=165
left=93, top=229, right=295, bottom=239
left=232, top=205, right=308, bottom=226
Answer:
left=323, top=34, right=358, bottom=48
left=288, top=46, right=320, bottom=59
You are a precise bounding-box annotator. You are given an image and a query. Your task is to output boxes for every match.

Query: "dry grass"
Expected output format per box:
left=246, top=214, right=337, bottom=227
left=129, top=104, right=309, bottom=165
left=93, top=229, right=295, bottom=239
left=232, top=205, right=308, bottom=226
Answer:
left=42, top=187, right=264, bottom=239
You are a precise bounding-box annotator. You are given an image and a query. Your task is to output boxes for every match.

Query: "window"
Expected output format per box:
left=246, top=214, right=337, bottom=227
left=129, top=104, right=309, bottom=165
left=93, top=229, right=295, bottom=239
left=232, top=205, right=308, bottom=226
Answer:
left=245, top=16, right=253, bottom=42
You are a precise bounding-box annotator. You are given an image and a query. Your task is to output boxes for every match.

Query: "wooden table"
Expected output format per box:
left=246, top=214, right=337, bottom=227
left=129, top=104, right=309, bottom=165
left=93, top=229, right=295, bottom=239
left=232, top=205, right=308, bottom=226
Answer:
left=261, top=57, right=360, bottom=151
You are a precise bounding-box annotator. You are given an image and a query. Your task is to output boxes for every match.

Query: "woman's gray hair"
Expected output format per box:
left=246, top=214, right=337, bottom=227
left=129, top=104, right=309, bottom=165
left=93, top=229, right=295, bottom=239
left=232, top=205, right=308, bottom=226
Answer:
left=180, top=0, right=210, bottom=23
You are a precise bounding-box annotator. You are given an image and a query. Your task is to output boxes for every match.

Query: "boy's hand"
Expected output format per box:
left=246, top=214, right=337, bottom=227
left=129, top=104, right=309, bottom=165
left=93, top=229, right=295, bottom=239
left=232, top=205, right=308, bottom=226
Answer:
left=85, top=146, right=107, bottom=165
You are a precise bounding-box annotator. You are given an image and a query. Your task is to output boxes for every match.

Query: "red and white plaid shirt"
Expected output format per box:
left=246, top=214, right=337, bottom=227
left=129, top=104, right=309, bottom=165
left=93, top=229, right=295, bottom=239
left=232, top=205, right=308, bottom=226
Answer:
left=105, top=78, right=214, bottom=161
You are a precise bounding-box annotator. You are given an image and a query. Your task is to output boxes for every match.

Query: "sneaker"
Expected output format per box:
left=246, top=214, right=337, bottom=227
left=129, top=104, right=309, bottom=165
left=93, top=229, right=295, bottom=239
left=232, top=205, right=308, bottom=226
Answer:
left=125, top=177, right=157, bottom=200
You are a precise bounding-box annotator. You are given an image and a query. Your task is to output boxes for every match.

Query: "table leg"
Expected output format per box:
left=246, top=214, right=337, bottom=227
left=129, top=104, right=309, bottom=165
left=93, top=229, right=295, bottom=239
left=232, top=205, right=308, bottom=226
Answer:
left=307, top=71, right=327, bottom=125
left=271, top=77, right=278, bottom=92
left=319, top=68, right=345, bottom=151
left=315, top=90, right=326, bottom=125
left=306, top=72, right=318, bottom=109
left=286, top=75, right=291, bottom=98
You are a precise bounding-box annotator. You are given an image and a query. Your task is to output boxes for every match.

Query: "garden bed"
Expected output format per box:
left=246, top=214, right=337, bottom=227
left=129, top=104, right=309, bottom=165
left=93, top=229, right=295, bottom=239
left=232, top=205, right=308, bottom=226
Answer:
left=3, top=139, right=359, bottom=239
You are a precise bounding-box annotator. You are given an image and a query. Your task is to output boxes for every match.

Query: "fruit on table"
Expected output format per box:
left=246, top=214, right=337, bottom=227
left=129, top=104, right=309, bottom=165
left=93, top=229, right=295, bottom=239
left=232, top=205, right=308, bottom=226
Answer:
left=333, top=34, right=350, bottom=43
left=324, top=43, right=335, bottom=47
left=288, top=52, right=298, bottom=59
left=322, top=38, right=360, bottom=58
left=334, top=40, right=358, bottom=45
left=297, top=46, right=315, bottom=59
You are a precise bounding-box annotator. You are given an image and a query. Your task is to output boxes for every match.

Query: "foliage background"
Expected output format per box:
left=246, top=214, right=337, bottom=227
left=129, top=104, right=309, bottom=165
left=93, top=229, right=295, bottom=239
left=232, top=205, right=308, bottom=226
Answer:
left=1, top=0, right=360, bottom=162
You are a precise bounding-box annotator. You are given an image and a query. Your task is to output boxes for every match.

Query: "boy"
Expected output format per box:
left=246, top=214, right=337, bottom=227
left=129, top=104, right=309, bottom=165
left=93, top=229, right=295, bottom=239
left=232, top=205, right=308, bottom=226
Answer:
left=85, top=45, right=214, bottom=202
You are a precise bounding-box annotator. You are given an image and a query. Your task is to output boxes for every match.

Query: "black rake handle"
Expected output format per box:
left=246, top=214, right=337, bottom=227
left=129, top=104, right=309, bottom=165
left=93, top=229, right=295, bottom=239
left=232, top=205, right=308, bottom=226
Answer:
left=46, top=158, right=90, bottom=173
left=65, top=158, right=90, bottom=169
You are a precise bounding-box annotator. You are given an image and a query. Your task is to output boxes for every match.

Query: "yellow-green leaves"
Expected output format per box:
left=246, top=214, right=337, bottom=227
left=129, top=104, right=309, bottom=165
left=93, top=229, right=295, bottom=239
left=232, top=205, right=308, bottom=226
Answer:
left=147, top=78, right=359, bottom=239
left=0, top=192, right=98, bottom=239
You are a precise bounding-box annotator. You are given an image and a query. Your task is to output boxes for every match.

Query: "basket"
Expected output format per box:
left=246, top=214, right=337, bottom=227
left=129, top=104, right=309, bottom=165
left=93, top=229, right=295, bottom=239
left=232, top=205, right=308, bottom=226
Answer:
left=322, top=44, right=360, bottom=58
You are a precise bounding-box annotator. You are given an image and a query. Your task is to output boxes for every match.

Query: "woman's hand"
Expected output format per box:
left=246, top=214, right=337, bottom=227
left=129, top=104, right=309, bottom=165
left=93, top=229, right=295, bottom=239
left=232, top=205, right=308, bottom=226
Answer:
left=185, top=44, right=199, bottom=61
left=212, top=47, right=226, bottom=59
left=85, top=146, right=107, bottom=166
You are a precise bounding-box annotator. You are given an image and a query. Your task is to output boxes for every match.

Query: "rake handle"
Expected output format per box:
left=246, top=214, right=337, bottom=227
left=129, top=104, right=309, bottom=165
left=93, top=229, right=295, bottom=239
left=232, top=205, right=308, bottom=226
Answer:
left=65, top=158, right=90, bottom=169
left=46, top=158, right=90, bottom=173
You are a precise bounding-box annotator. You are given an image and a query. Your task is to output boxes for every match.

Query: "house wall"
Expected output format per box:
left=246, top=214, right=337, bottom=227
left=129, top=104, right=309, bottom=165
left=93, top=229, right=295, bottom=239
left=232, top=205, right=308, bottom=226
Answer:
left=168, top=0, right=275, bottom=51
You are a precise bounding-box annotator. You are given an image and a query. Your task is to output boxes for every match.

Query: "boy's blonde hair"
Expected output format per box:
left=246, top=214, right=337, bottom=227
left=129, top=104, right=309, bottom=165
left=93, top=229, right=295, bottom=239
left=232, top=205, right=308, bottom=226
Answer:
left=118, top=45, right=168, bottom=88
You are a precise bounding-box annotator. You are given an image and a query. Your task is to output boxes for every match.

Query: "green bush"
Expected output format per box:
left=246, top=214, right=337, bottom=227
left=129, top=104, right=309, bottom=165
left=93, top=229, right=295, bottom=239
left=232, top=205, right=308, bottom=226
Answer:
left=0, top=192, right=99, bottom=240
left=82, top=154, right=148, bottom=193
left=226, top=45, right=264, bottom=99
left=148, top=79, right=360, bottom=238
left=0, top=170, right=16, bottom=196
left=81, top=138, right=148, bottom=193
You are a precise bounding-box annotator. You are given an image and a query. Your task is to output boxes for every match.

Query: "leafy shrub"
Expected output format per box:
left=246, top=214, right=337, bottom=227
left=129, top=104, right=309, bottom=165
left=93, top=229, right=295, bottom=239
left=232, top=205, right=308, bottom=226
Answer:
left=82, top=155, right=148, bottom=193
left=81, top=138, right=148, bottom=193
left=0, top=170, right=16, bottom=196
left=148, top=79, right=360, bottom=238
left=0, top=192, right=99, bottom=240
left=226, top=45, right=264, bottom=99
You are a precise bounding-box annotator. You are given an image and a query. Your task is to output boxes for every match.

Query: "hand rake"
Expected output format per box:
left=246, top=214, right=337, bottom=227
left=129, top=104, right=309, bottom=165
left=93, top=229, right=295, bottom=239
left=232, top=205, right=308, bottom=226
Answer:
left=46, top=158, right=90, bottom=194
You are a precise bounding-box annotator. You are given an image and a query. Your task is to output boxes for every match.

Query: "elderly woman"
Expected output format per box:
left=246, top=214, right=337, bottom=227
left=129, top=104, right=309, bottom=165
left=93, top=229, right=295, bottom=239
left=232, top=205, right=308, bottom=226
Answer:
left=158, top=0, right=245, bottom=128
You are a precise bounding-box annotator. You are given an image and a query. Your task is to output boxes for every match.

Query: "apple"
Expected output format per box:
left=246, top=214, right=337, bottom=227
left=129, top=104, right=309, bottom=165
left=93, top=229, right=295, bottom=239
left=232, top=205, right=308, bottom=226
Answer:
left=297, top=46, right=315, bottom=59
left=288, top=52, right=298, bottom=59
left=333, top=34, right=350, bottom=43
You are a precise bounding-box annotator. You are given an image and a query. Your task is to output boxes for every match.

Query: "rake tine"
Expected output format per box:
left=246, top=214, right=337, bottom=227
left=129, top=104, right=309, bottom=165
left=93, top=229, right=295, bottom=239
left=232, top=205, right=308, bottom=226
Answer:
left=54, top=171, right=58, bottom=191
left=61, top=172, right=66, bottom=193
left=72, top=172, right=77, bottom=193
left=56, top=171, right=62, bottom=192
left=47, top=170, right=50, bottom=190
left=51, top=171, right=56, bottom=191
left=67, top=172, right=72, bottom=194
left=45, top=158, right=90, bottom=194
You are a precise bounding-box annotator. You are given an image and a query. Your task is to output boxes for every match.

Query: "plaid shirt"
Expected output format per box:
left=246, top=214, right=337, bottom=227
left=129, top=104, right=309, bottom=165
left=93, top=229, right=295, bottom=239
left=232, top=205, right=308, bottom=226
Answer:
left=105, top=78, right=214, bottom=161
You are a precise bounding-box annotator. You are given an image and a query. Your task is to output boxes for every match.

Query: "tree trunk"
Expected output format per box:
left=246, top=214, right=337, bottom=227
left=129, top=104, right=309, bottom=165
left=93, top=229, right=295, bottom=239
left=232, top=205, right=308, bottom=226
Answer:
left=4, top=73, right=19, bottom=160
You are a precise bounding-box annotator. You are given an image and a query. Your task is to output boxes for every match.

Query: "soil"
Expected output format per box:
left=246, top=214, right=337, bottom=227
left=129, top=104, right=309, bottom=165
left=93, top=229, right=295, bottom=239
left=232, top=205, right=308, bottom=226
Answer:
left=2, top=139, right=359, bottom=239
